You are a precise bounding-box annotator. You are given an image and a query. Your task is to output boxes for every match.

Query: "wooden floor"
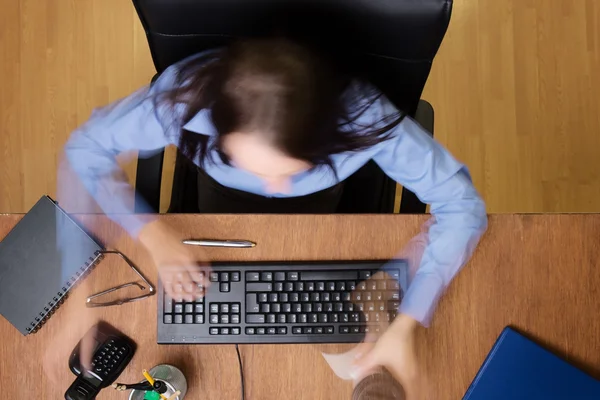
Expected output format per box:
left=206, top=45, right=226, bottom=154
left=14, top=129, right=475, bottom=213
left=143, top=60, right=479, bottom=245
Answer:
left=1, top=0, right=599, bottom=214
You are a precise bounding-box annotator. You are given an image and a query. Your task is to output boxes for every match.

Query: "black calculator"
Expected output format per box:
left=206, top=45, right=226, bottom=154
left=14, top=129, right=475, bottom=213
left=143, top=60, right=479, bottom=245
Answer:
left=65, top=322, right=136, bottom=400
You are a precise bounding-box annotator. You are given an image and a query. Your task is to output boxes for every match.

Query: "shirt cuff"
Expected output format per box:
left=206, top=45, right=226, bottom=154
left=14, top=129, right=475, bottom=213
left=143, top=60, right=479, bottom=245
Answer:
left=398, top=272, right=445, bottom=327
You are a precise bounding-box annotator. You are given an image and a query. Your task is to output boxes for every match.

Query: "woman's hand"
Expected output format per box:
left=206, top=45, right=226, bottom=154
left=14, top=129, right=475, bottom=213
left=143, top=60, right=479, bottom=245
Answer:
left=138, top=220, right=211, bottom=301
left=352, top=314, right=420, bottom=398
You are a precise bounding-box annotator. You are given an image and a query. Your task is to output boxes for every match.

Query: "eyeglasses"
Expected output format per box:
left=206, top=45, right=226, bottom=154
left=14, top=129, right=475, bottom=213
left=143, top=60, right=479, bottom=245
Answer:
left=86, top=251, right=155, bottom=307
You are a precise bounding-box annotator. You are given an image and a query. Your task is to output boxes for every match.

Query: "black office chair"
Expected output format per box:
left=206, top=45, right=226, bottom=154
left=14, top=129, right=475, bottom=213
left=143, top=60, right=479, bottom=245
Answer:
left=132, top=0, right=453, bottom=214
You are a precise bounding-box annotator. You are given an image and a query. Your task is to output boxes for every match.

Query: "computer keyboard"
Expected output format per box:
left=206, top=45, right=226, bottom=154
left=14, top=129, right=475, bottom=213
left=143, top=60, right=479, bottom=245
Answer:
left=158, top=260, right=407, bottom=344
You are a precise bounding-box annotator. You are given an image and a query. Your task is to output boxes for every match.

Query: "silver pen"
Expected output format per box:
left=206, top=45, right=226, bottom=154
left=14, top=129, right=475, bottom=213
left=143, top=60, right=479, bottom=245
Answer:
left=182, top=239, right=256, bottom=248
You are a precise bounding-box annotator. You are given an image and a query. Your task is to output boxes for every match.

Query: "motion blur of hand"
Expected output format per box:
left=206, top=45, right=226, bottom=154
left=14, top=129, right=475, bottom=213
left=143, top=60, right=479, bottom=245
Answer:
left=138, top=220, right=211, bottom=301
left=352, top=313, right=420, bottom=399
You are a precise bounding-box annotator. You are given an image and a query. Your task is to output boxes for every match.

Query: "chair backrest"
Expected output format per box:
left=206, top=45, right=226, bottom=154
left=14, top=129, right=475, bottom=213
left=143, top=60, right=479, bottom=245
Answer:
left=133, top=0, right=452, bottom=115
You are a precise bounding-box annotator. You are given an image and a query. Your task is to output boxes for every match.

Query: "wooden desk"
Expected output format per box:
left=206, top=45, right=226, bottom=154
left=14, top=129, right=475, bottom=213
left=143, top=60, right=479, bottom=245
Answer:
left=1, top=214, right=599, bottom=399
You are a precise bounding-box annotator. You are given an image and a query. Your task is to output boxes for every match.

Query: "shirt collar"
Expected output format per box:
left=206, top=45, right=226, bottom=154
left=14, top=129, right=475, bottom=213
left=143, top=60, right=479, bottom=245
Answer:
left=182, top=109, right=217, bottom=136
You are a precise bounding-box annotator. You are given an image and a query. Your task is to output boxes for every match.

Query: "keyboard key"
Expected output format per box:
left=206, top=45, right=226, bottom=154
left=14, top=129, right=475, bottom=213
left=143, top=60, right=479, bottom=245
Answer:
left=261, top=272, right=273, bottom=281
left=258, top=293, right=268, bottom=303
left=326, top=282, right=336, bottom=291
left=164, top=315, right=173, bottom=324
left=301, top=293, right=310, bottom=302
left=195, top=304, right=204, bottom=313
left=257, top=328, right=266, bottom=335
left=301, top=271, right=358, bottom=281
left=331, top=314, right=339, bottom=323
left=302, top=303, right=312, bottom=313
left=282, top=303, right=291, bottom=313
left=365, top=292, right=372, bottom=301
left=280, top=293, right=289, bottom=302
left=271, top=304, right=281, bottom=313
left=341, top=313, right=349, bottom=323
left=274, top=282, right=284, bottom=292
left=318, top=314, right=328, bottom=323
left=210, top=328, right=219, bottom=335
left=267, top=327, right=276, bottom=335
left=284, top=282, right=294, bottom=292
left=389, top=270, right=400, bottom=280
left=210, top=304, right=219, bottom=314
left=391, top=292, right=401, bottom=300
left=277, top=314, right=286, bottom=324
left=377, top=281, right=388, bottom=290
left=326, top=326, right=334, bottom=334
left=210, top=315, right=219, bottom=324
left=220, top=304, right=229, bottom=313
left=295, top=282, right=304, bottom=291
left=374, top=292, right=384, bottom=301
left=315, top=327, right=323, bottom=334
left=174, top=315, right=183, bottom=324
left=316, top=282, right=325, bottom=291
left=185, top=315, right=193, bottom=324
left=261, top=304, right=271, bottom=313
left=347, top=281, right=356, bottom=291
left=351, top=326, right=360, bottom=334
left=290, top=293, right=299, bottom=302
left=325, top=303, right=333, bottom=312
left=292, top=327, right=302, bottom=334
left=246, top=327, right=256, bottom=335
left=247, top=283, right=272, bottom=292
left=274, top=272, right=286, bottom=281
left=357, top=282, right=367, bottom=291
left=287, top=272, right=299, bottom=281
left=231, top=303, right=240, bottom=314
left=335, top=282, right=346, bottom=291
left=195, top=315, right=204, bottom=324
left=376, top=302, right=385, bottom=312
left=277, top=327, right=287, bottom=335
left=344, top=303, right=354, bottom=312
left=388, top=301, right=400, bottom=310
left=232, top=327, right=240, bottom=335
left=389, top=281, right=400, bottom=291
left=185, top=304, right=194, bottom=313
left=246, top=314, right=265, bottom=324
left=246, top=293, right=260, bottom=313
left=299, top=314, right=308, bottom=323
left=322, top=293, right=330, bottom=302
left=220, top=315, right=230, bottom=324
left=359, top=271, right=372, bottom=280
left=310, top=293, right=320, bottom=302
left=269, top=293, right=279, bottom=303
left=343, top=292, right=352, bottom=302
left=231, top=272, right=241, bottom=282
left=314, top=303, right=323, bottom=312
left=246, top=272, right=260, bottom=282
left=306, top=282, right=315, bottom=291
left=267, top=314, right=276, bottom=324
left=164, top=297, right=173, bottom=313
left=350, top=313, right=361, bottom=322
left=231, top=315, right=240, bottom=324
left=174, top=304, right=183, bottom=313
left=221, top=272, right=230, bottom=282
left=293, top=303, right=302, bottom=313
left=287, top=314, right=297, bottom=323
left=304, top=327, right=313, bottom=334
left=332, top=293, right=341, bottom=302
left=220, top=283, right=230, bottom=292
left=221, top=328, right=230, bottom=335
left=309, top=314, right=318, bottom=323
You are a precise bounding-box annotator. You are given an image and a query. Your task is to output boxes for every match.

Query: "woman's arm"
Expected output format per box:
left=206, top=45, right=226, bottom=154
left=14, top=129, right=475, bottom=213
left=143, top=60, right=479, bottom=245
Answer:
left=372, top=108, right=488, bottom=326
left=60, top=68, right=180, bottom=238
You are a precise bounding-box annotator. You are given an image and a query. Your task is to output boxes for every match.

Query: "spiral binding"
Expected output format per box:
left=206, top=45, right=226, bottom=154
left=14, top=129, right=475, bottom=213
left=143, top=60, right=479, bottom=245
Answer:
left=26, top=250, right=105, bottom=335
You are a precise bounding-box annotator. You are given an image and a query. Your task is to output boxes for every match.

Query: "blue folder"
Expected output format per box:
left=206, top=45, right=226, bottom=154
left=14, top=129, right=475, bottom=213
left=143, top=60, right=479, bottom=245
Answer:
left=464, top=327, right=600, bottom=400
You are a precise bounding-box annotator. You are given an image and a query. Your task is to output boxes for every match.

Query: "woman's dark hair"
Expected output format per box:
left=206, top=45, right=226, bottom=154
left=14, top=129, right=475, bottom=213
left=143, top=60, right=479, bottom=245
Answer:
left=154, top=37, right=405, bottom=173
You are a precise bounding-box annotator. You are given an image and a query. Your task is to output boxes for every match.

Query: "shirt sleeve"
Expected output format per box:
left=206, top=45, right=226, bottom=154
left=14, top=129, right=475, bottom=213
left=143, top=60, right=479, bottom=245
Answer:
left=60, top=66, right=182, bottom=238
left=371, top=99, right=488, bottom=327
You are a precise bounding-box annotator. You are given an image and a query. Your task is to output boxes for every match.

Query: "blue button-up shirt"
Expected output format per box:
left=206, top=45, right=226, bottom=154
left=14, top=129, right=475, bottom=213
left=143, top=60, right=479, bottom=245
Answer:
left=62, top=53, right=487, bottom=326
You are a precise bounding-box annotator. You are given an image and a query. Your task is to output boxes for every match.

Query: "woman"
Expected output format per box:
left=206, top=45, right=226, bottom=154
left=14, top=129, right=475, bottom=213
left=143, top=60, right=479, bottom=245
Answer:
left=62, top=38, right=487, bottom=397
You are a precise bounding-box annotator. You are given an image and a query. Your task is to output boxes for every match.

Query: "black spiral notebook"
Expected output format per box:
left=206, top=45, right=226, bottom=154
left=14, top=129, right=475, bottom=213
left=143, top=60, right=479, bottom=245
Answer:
left=0, top=196, right=104, bottom=335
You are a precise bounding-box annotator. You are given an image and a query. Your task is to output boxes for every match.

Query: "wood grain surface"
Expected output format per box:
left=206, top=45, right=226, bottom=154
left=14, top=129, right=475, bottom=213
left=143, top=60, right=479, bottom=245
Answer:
left=1, top=0, right=600, bottom=214
left=0, top=214, right=599, bottom=399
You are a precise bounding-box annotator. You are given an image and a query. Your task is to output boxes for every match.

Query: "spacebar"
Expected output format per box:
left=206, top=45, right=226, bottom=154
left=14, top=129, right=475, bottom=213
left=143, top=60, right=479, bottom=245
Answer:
left=300, top=271, right=358, bottom=281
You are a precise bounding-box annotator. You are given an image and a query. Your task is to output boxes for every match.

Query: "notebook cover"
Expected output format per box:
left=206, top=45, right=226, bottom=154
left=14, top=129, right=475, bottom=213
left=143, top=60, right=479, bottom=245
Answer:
left=0, top=196, right=103, bottom=335
left=463, top=327, right=600, bottom=400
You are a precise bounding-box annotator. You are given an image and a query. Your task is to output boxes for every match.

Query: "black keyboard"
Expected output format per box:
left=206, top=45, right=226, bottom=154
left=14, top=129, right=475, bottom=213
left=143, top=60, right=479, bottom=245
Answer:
left=157, top=260, right=407, bottom=344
